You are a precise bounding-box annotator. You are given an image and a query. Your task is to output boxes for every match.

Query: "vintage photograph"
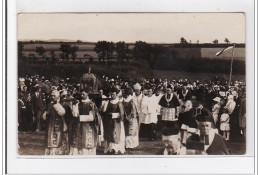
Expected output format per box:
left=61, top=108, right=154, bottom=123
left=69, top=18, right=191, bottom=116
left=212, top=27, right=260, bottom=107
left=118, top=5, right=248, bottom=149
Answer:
left=17, top=13, right=246, bottom=156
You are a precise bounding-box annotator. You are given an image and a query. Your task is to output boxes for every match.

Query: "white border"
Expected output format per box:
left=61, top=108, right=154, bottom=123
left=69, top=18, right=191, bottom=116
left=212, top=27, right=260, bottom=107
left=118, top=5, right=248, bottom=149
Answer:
left=6, top=0, right=255, bottom=174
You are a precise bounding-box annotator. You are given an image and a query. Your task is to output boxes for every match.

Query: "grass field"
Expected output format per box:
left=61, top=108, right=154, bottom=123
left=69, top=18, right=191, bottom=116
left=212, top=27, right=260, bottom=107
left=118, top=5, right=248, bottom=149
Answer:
left=153, top=70, right=245, bottom=82
left=18, top=62, right=245, bottom=82
left=18, top=131, right=245, bottom=156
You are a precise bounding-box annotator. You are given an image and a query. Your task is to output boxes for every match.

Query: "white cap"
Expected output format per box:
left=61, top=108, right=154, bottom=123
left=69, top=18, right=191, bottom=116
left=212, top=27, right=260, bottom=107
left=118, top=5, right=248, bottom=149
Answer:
left=133, top=83, right=141, bottom=90
left=232, top=91, right=238, bottom=97
left=213, top=97, right=221, bottom=103
left=219, top=91, right=226, bottom=97
left=61, top=90, right=68, bottom=96
left=51, top=90, right=60, bottom=97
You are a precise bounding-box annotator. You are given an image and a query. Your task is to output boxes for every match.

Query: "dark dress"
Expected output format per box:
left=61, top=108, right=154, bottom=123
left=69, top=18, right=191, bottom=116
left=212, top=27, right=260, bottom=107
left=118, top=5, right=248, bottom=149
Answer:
left=103, top=101, right=124, bottom=144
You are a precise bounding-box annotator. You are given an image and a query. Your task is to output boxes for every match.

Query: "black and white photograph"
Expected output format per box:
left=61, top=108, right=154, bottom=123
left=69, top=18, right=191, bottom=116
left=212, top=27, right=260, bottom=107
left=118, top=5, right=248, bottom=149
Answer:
left=16, top=13, right=247, bottom=156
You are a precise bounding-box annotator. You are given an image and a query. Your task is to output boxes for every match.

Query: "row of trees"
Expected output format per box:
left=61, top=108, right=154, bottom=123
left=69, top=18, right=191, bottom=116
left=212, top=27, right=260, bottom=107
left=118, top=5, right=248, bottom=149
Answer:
left=94, top=41, right=132, bottom=62
left=180, top=37, right=231, bottom=44
left=18, top=37, right=232, bottom=64
left=18, top=43, right=80, bottom=63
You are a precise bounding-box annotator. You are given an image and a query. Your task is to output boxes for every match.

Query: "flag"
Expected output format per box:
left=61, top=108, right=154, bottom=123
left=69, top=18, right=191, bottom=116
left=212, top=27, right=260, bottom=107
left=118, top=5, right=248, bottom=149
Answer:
left=216, top=46, right=234, bottom=56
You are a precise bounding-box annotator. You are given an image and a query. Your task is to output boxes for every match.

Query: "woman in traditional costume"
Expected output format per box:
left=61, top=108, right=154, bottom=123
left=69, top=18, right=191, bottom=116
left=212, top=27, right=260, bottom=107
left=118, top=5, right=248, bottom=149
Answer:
left=70, top=90, right=101, bottom=155
left=122, top=88, right=139, bottom=151
left=45, top=90, right=68, bottom=155
left=103, top=87, right=126, bottom=154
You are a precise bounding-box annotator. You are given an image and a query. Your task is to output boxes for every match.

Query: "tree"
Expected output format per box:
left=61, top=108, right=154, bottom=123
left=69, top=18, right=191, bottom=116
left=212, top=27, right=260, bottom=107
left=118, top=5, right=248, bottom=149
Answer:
left=59, top=43, right=78, bottom=63
left=213, top=39, right=218, bottom=44
left=224, top=38, right=230, bottom=44
left=180, top=37, right=188, bottom=44
left=70, top=45, right=79, bottom=61
left=133, top=41, right=151, bottom=62
left=94, top=41, right=108, bottom=62
left=106, top=42, right=115, bottom=63
left=59, top=43, right=71, bottom=62
left=35, top=46, right=46, bottom=60
left=18, top=42, right=24, bottom=61
left=115, top=41, right=128, bottom=62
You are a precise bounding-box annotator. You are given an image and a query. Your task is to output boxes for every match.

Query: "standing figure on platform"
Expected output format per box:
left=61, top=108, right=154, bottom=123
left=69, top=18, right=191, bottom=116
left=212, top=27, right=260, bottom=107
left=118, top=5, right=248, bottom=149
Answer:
left=159, top=84, right=181, bottom=151
left=122, top=88, right=139, bottom=151
left=70, top=90, right=101, bottom=155
left=45, top=90, right=68, bottom=155
left=140, top=84, right=158, bottom=141
left=103, top=87, right=126, bottom=155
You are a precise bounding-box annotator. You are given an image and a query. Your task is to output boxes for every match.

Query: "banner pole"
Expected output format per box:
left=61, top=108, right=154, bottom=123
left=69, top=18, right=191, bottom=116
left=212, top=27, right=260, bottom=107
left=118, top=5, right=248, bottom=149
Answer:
left=228, top=44, right=235, bottom=87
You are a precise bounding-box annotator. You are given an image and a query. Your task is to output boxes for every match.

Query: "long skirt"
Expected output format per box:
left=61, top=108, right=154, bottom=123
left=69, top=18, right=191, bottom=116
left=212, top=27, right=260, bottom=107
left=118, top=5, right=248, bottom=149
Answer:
left=45, top=131, right=69, bottom=155
left=125, top=118, right=139, bottom=148
left=69, top=147, right=96, bottom=155
left=104, top=121, right=126, bottom=154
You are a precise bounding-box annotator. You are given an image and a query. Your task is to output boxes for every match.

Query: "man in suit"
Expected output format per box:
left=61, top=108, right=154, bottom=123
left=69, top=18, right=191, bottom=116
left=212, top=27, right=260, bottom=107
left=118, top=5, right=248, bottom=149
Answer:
left=31, top=84, right=46, bottom=132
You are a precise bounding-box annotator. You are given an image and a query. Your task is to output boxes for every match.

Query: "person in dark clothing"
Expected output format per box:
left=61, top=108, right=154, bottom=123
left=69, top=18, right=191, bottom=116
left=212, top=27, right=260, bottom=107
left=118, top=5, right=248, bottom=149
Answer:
left=193, top=114, right=230, bottom=155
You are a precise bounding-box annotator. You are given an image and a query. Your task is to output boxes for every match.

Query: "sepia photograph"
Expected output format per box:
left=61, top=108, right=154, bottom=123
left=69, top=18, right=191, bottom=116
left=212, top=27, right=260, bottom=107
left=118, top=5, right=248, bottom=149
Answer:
left=17, top=13, right=246, bottom=156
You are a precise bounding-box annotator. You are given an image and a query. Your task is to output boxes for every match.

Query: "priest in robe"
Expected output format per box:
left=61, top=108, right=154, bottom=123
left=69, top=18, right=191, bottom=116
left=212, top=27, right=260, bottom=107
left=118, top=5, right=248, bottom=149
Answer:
left=193, top=114, right=230, bottom=155
left=45, top=90, right=68, bottom=155
left=159, top=84, right=181, bottom=148
left=102, top=86, right=126, bottom=155
left=70, top=89, right=101, bottom=155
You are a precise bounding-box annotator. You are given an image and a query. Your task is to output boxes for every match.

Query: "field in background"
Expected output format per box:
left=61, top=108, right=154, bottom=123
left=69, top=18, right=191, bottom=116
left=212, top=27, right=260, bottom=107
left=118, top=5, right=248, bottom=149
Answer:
left=153, top=70, right=245, bottom=82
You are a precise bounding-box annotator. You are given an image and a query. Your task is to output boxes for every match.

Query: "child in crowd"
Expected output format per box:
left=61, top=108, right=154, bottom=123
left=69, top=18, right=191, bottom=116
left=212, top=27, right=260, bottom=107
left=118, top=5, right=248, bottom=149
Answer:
left=220, top=108, right=230, bottom=140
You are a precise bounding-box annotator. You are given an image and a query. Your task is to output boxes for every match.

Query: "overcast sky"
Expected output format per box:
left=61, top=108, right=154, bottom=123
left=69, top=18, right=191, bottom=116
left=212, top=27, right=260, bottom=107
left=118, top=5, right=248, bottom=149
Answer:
left=18, top=13, right=245, bottom=43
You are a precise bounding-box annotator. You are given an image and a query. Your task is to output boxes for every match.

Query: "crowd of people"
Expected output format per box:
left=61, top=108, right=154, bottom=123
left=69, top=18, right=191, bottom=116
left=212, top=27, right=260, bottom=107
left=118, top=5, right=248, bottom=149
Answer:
left=18, top=74, right=246, bottom=155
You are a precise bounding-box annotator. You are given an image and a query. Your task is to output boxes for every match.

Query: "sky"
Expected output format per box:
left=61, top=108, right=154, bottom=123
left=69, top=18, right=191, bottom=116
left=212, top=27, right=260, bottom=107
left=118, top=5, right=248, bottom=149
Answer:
left=18, top=13, right=245, bottom=43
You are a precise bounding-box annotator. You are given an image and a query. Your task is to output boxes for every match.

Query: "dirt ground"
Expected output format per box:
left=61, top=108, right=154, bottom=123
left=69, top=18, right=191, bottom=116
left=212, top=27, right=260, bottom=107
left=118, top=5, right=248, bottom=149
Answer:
left=18, top=131, right=246, bottom=156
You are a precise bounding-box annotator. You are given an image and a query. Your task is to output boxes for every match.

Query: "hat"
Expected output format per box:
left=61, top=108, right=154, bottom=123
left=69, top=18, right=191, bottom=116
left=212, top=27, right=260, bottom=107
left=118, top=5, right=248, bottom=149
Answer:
left=109, top=86, right=119, bottom=94
left=219, top=91, right=226, bottom=97
left=144, top=83, right=152, bottom=90
left=213, top=97, right=221, bottom=103
left=51, top=86, right=57, bottom=90
left=19, top=78, right=25, bottom=82
left=60, top=90, right=68, bottom=96
left=195, top=114, right=212, bottom=123
left=123, top=88, right=132, bottom=96
left=232, top=91, right=238, bottom=97
left=51, top=90, right=60, bottom=97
